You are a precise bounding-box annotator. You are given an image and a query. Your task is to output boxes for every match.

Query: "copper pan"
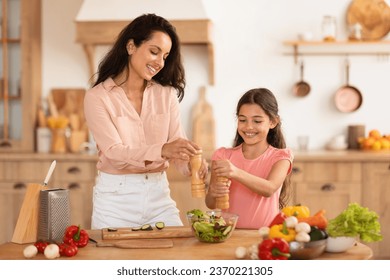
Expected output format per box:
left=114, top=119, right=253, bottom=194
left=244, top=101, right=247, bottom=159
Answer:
left=334, top=59, right=363, bottom=113
left=293, top=60, right=311, bottom=97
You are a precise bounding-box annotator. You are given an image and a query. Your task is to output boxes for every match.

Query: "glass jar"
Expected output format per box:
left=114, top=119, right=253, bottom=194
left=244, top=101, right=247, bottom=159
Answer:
left=322, top=15, right=337, bottom=41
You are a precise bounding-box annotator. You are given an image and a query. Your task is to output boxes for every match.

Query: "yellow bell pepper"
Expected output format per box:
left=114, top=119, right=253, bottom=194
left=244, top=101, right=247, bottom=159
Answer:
left=268, top=222, right=296, bottom=242
left=282, top=205, right=310, bottom=219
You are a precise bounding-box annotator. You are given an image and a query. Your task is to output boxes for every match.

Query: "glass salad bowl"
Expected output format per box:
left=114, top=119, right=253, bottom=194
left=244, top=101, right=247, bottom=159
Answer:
left=186, top=210, right=238, bottom=243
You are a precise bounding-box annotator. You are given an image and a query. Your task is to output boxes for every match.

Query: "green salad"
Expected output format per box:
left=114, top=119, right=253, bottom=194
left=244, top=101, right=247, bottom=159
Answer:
left=187, top=209, right=235, bottom=243
left=326, top=203, right=382, bottom=242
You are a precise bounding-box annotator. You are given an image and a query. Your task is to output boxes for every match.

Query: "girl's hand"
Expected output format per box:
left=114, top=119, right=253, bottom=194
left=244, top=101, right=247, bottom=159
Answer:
left=208, top=180, right=230, bottom=198
left=162, top=138, right=200, bottom=161
left=212, top=159, right=237, bottom=179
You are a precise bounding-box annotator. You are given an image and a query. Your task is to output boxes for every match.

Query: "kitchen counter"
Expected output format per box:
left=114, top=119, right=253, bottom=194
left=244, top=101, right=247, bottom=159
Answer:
left=293, top=149, right=390, bottom=162
left=0, top=229, right=373, bottom=260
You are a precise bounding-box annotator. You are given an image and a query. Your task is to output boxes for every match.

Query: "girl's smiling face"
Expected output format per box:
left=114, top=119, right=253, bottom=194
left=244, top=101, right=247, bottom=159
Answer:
left=237, top=103, right=276, bottom=146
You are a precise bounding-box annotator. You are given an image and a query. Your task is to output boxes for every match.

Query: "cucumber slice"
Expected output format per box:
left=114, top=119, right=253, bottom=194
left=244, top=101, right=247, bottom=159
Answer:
left=155, top=222, right=165, bottom=230
left=141, top=224, right=153, bottom=231
left=222, top=225, right=232, bottom=236
left=131, top=226, right=142, bottom=231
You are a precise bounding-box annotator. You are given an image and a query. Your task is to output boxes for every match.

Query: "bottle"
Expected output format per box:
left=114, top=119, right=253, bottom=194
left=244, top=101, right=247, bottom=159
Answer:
left=190, top=150, right=206, bottom=198
left=215, top=176, right=229, bottom=210
left=322, top=16, right=337, bottom=42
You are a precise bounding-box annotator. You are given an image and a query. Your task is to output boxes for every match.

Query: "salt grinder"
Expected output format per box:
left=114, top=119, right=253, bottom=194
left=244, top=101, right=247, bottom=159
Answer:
left=190, top=150, right=206, bottom=198
left=216, top=176, right=230, bottom=210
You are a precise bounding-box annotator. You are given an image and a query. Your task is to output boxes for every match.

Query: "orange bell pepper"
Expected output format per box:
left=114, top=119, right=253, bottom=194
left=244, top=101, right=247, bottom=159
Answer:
left=297, top=209, right=328, bottom=230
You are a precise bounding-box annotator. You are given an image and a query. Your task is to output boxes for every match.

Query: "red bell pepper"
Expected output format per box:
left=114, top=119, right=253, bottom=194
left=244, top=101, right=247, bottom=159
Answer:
left=268, top=212, right=287, bottom=227
left=258, top=238, right=291, bottom=260
left=58, top=242, right=78, bottom=257
left=63, top=225, right=89, bottom=248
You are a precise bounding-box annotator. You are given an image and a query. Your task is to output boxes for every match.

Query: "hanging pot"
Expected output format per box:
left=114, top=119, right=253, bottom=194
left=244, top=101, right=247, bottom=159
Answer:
left=293, top=60, right=311, bottom=97
left=334, top=59, right=363, bottom=113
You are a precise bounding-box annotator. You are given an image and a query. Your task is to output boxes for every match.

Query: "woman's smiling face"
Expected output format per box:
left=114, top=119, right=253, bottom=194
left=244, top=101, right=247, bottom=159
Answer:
left=128, top=31, right=172, bottom=81
left=237, top=103, right=276, bottom=146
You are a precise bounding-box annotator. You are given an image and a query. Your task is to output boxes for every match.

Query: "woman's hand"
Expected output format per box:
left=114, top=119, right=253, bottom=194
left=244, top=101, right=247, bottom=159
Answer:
left=188, top=158, right=209, bottom=179
left=162, top=138, right=200, bottom=161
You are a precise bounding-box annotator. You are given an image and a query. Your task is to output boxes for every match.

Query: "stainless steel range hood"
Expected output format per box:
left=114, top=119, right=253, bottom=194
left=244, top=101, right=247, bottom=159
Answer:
left=75, top=0, right=214, bottom=84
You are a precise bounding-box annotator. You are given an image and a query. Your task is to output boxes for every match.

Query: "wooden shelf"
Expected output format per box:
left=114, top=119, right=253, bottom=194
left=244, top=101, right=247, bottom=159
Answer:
left=283, top=40, right=390, bottom=63
left=75, top=19, right=215, bottom=85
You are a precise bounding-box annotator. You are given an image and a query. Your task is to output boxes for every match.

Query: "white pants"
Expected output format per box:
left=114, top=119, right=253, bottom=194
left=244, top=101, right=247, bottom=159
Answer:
left=91, top=171, right=183, bottom=229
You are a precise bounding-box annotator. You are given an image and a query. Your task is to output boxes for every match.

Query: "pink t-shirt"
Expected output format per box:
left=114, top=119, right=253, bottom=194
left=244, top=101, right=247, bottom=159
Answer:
left=84, top=78, right=187, bottom=174
left=212, top=145, right=293, bottom=229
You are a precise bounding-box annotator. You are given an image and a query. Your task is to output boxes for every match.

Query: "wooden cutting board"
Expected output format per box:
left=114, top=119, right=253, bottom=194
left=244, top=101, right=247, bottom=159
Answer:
left=347, top=0, right=390, bottom=40
left=102, top=226, right=193, bottom=240
left=96, top=239, right=174, bottom=249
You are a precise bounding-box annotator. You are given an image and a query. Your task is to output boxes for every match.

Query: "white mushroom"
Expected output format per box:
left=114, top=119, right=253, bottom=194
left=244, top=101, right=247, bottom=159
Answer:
left=284, top=216, right=298, bottom=228
left=258, top=226, right=270, bottom=238
left=23, top=245, right=38, bottom=259
left=235, top=246, right=247, bottom=259
left=295, top=231, right=311, bottom=243
left=44, top=244, right=60, bottom=259
left=295, top=222, right=311, bottom=233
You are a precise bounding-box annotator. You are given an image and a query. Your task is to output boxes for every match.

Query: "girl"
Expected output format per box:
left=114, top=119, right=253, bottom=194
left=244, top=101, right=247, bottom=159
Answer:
left=205, top=88, right=293, bottom=229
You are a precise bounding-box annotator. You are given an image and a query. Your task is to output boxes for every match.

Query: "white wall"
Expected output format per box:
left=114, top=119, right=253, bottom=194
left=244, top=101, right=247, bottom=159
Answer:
left=42, top=0, right=390, bottom=151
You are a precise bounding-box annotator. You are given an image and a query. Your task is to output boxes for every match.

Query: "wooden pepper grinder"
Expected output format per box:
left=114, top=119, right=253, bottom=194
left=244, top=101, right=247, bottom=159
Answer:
left=216, top=176, right=230, bottom=210
left=190, top=150, right=206, bottom=198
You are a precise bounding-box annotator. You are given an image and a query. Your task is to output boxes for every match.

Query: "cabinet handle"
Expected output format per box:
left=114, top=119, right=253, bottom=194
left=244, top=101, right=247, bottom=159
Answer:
left=292, top=167, right=301, bottom=174
left=67, top=166, right=81, bottom=174
left=321, top=183, right=335, bottom=192
left=68, top=183, right=80, bottom=189
left=13, top=182, right=27, bottom=190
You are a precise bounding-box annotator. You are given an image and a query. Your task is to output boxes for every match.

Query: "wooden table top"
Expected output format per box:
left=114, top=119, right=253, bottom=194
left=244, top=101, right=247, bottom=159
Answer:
left=0, top=229, right=373, bottom=260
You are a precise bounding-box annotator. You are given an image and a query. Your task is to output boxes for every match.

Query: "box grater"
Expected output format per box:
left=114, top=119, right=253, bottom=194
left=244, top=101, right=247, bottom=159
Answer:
left=38, top=188, right=71, bottom=242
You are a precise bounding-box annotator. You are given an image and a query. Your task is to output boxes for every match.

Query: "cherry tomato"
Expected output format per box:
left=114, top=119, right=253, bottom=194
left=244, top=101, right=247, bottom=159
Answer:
left=34, top=240, right=49, bottom=254
left=58, top=242, right=78, bottom=257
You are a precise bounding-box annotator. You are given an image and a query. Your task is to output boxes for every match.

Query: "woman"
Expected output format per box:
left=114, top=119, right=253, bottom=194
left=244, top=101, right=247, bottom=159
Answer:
left=84, top=14, right=208, bottom=229
left=206, top=88, right=293, bottom=229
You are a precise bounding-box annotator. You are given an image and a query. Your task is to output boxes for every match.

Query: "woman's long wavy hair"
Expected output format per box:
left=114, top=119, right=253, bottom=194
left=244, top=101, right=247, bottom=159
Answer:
left=233, top=88, right=291, bottom=209
left=91, top=14, right=186, bottom=101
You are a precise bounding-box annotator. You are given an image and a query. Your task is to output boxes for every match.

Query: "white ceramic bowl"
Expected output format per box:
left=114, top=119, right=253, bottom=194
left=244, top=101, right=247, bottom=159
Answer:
left=325, top=236, right=357, bottom=253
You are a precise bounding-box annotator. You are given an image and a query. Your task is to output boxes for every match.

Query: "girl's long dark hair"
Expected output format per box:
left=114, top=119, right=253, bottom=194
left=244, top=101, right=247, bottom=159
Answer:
left=233, top=88, right=291, bottom=209
left=92, top=14, right=186, bottom=101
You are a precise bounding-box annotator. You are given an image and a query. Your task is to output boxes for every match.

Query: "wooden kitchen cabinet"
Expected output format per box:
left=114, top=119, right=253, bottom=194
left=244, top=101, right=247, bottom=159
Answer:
left=290, top=161, right=362, bottom=219
left=362, top=161, right=390, bottom=259
left=291, top=150, right=390, bottom=259
left=0, top=153, right=97, bottom=244
left=0, top=0, right=41, bottom=152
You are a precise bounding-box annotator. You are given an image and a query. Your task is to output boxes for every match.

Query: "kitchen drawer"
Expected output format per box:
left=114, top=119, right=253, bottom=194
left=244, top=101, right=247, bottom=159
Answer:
left=0, top=161, right=52, bottom=182
left=293, top=182, right=362, bottom=219
left=291, top=162, right=361, bottom=183
left=53, top=161, right=97, bottom=183
left=0, top=182, right=28, bottom=244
